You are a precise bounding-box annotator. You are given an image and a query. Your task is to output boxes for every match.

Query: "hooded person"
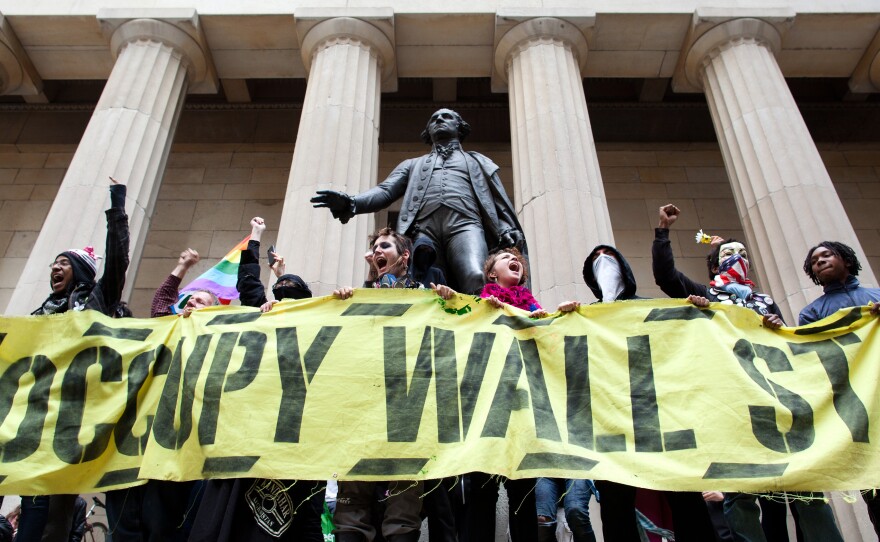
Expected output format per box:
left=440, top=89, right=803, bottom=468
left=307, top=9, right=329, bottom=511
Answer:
left=237, top=217, right=313, bottom=312
left=410, top=235, right=447, bottom=287
left=189, top=217, right=323, bottom=542
left=582, top=244, right=641, bottom=302
left=567, top=244, right=716, bottom=542
left=20, top=181, right=130, bottom=542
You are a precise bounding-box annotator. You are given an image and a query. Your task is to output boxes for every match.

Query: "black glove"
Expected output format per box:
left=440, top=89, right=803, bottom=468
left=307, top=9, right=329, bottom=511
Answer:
left=311, top=189, right=355, bottom=224
left=498, top=229, right=525, bottom=250
left=109, top=183, right=127, bottom=209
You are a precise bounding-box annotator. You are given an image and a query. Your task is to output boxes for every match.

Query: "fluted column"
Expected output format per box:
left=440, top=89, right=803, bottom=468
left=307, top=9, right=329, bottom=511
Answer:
left=0, top=13, right=43, bottom=98
left=679, top=16, right=877, bottom=322
left=277, top=16, right=395, bottom=294
left=5, top=13, right=216, bottom=314
left=495, top=16, right=613, bottom=307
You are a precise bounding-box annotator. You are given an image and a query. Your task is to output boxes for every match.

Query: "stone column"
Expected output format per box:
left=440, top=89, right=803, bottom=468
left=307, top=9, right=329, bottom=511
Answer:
left=276, top=15, right=395, bottom=294
left=0, top=13, right=43, bottom=99
left=676, top=14, right=877, bottom=322
left=4, top=11, right=216, bottom=315
left=494, top=16, right=614, bottom=307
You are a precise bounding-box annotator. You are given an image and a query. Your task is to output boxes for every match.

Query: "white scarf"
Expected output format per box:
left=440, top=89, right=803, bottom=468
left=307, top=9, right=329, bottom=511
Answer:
left=593, top=254, right=624, bottom=302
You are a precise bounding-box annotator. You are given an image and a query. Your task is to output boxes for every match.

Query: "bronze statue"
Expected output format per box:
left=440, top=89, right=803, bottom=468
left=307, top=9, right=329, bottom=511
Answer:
left=311, top=108, right=527, bottom=294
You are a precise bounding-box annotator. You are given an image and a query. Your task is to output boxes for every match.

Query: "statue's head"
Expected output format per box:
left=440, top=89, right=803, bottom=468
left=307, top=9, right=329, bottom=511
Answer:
left=421, top=108, right=471, bottom=144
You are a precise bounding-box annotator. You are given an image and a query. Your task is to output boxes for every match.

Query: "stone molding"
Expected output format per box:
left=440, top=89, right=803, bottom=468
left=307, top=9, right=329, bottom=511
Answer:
left=0, top=13, right=42, bottom=96
left=295, top=10, right=397, bottom=92
left=850, top=27, right=880, bottom=93
left=492, top=12, right=593, bottom=93
left=97, top=8, right=218, bottom=94
left=672, top=8, right=794, bottom=93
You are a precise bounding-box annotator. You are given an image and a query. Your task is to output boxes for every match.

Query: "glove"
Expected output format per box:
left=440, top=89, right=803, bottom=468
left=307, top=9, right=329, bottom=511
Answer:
left=109, top=183, right=127, bottom=209
left=498, top=229, right=525, bottom=250
left=311, top=189, right=355, bottom=224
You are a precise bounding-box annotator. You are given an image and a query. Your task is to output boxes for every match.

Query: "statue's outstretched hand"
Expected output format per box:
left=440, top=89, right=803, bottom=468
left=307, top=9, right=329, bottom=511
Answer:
left=311, top=189, right=355, bottom=224
left=499, top=229, right=525, bottom=250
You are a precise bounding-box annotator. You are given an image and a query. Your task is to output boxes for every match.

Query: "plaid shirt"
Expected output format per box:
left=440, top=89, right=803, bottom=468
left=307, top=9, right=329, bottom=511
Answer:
left=151, top=274, right=181, bottom=317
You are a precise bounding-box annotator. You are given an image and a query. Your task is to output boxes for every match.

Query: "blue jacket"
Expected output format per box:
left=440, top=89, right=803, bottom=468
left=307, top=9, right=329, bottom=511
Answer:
left=798, top=275, right=880, bottom=325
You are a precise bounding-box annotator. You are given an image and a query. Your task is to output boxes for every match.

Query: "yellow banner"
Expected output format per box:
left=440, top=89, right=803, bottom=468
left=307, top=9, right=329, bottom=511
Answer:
left=0, top=290, right=878, bottom=495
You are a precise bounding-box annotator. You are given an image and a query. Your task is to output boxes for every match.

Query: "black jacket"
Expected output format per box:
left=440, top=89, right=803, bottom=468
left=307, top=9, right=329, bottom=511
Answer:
left=411, top=236, right=446, bottom=287
left=32, top=185, right=130, bottom=316
left=237, top=239, right=269, bottom=308
left=652, top=228, right=784, bottom=322
left=583, top=244, right=643, bottom=301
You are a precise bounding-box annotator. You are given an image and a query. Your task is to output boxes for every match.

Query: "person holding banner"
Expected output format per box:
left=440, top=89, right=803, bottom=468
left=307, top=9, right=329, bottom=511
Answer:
left=799, top=241, right=880, bottom=326
left=799, top=241, right=880, bottom=536
left=554, top=244, right=716, bottom=542
left=18, top=180, right=129, bottom=542
left=332, top=227, right=455, bottom=542
left=132, top=250, right=220, bottom=541
left=189, top=216, right=323, bottom=542
left=236, top=216, right=313, bottom=312
left=653, top=204, right=844, bottom=542
left=150, top=248, right=218, bottom=318
left=472, top=247, right=551, bottom=542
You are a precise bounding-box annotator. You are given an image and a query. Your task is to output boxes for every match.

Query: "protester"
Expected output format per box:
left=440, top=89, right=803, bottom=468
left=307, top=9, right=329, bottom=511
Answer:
left=535, top=478, right=597, bottom=542
left=19, top=180, right=130, bottom=542
left=236, top=216, right=312, bottom=312
left=444, top=247, right=561, bottom=542
left=190, top=216, right=322, bottom=542
left=151, top=248, right=217, bottom=318
left=799, top=241, right=880, bottom=536
left=653, top=203, right=843, bottom=542
left=556, top=243, right=716, bottom=542
left=332, top=227, right=453, bottom=542
left=799, top=241, right=880, bottom=325
left=68, top=496, right=86, bottom=542
left=123, top=249, right=218, bottom=541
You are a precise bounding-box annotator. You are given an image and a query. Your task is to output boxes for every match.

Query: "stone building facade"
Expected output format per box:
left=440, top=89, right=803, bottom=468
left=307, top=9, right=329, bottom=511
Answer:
left=0, top=1, right=879, bottom=539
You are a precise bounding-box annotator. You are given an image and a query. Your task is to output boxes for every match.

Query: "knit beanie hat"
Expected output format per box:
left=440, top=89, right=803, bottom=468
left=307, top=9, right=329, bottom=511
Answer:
left=59, top=246, right=99, bottom=284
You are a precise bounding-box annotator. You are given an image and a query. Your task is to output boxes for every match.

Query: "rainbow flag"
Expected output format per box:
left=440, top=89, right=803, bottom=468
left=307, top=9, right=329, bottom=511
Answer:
left=171, top=235, right=250, bottom=314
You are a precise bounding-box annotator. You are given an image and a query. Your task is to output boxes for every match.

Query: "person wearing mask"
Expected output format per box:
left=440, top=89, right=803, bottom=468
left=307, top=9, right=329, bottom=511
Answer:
left=558, top=244, right=716, bottom=542
left=653, top=204, right=842, bottom=542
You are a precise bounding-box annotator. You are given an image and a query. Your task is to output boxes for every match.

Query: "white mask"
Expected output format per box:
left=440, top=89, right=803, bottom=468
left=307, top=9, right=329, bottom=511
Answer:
left=592, top=253, right=624, bottom=303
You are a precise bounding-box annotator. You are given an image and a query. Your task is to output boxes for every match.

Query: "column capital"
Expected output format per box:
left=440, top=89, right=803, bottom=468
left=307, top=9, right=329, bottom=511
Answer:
left=0, top=13, right=43, bottom=96
left=672, top=8, right=794, bottom=93
left=492, top=12, right=594, bottom=93
left=295, top=9, right=397, bottom=92
left=849, top=28, right=880, bottom=93
left=97, top=8, right=218, bottom=94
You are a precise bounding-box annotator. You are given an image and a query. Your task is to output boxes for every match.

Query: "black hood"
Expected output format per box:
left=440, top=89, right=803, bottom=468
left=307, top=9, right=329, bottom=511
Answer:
left=412, top=236, right=439, bottom=274
left=582, top=245, right=639, bottom=301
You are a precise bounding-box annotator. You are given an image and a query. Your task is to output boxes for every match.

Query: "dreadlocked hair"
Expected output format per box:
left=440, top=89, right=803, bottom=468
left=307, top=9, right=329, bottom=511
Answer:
left=803, top=241, right=861, bottom=285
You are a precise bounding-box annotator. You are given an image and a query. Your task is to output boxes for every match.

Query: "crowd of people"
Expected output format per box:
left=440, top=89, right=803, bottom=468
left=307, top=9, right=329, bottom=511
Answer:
left=3, top=109, right=879, bottom=542
left=4, top=197, right=878, bottom=542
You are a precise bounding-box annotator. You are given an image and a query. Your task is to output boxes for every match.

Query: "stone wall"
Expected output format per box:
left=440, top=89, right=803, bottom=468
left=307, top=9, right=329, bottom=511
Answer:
left=1, top=141, right=879, bottom=315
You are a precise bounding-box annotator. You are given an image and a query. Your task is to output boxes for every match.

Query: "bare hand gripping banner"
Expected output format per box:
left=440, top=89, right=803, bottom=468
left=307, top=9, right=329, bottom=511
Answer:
left=0, top=290, right=877, bottom=495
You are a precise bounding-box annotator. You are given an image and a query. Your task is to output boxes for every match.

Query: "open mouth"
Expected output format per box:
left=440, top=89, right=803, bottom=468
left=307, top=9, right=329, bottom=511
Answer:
left=375, top=255, right=389, bottom=272
left=51, top=272, right=64, bottom=286
left=508, top=261, right=521, bottom=274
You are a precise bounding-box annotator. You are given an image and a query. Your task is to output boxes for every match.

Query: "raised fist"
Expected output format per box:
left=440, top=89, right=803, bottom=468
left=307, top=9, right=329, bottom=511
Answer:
left=658, top=204, right=681, bottom=229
